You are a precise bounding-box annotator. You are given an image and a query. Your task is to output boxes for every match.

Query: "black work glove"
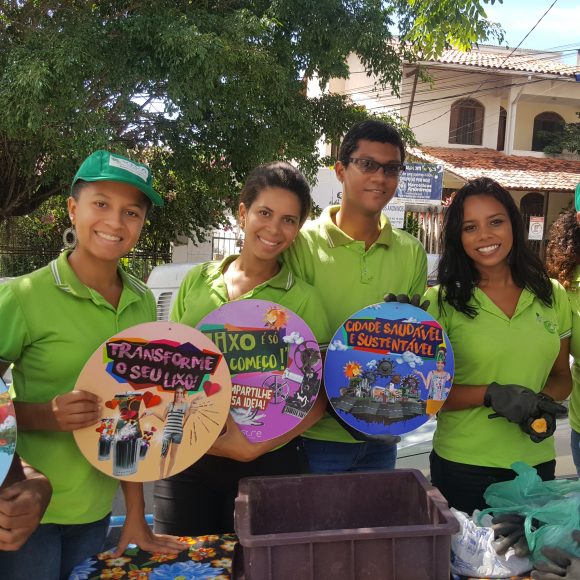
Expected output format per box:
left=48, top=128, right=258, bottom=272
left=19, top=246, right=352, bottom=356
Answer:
left=491, top=513, right=531, bottom=557
left=484, top=383, right=567, bottom=425
left=384, top=293, right=430, bottom=311
left=520, top=411, right=557, bottom=443
left=326, top=403, right=401, bottom=445
left=531, top=530, right=580, bottom=579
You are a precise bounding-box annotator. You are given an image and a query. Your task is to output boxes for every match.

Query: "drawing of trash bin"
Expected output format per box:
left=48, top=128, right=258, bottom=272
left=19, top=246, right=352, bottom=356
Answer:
left=112, top=392, right=143, bottom=476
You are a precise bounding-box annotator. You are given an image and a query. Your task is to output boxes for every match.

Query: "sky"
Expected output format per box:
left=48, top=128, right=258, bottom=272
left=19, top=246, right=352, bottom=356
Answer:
left=484, top=0, right=580, bottom=63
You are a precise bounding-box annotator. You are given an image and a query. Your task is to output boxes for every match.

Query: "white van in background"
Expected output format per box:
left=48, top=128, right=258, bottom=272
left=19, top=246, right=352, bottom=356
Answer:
left=146, top=263, right=199, bottom=320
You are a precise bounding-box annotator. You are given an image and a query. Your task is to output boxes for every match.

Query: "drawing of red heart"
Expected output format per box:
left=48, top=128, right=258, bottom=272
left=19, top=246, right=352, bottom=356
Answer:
left=120, top=409, right=138, bottom=420
left=203, top=381, right=221, bottom=397
left=105, top=399, right=119, bottom=410
left=143, top=391, right=162, bottom=408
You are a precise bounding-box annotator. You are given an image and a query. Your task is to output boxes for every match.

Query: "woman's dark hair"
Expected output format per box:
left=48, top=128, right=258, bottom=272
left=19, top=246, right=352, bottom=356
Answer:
left=545, top=206, right=580, bottom=290
left=240, top=162, right=311, bottom=224
left=71, top=179, right=153, bottom=216
left=338, top=120, right=406, bottom=165
left=438, top=177, right=553, bottom=317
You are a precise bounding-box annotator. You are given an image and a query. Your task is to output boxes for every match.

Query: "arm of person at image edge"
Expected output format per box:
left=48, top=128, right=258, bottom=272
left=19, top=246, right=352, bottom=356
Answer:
left=212, top=281, right=331, bottom=462
left=0, top=279, right=106, bottom=433
left=0, top=454, right=52, bottom=551
left=422, top=283, right=572, bottom=412
left=0, top=286, right=186, bottom=556
left=102, top=288, right=188, bottom=557
left=282, top=218, right=429, bottom=300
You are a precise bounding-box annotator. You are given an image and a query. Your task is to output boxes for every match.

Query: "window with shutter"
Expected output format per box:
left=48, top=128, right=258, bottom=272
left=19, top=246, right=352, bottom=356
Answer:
left=449, top=98, right=484, bottom=145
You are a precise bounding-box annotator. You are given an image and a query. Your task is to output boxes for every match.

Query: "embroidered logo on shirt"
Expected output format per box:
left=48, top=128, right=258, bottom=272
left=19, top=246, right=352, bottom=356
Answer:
left=536, top=313, right=557, bottom=334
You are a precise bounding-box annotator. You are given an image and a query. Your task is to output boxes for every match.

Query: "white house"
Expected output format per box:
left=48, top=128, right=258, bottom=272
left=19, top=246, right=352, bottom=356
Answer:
left=313, top=44, right=580, bottom=255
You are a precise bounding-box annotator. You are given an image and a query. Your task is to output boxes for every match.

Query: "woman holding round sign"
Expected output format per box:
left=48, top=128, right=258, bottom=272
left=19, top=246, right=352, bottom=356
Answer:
left=0, top=151, right=185, bottom=579
left=154, top=161, right=331, bottom=536
left=424, top=177, right=571, bottom=515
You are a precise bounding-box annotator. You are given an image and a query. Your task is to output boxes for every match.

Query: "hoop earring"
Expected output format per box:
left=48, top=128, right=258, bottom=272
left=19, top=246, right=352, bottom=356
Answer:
left=63, top=226, right=77, bottom=249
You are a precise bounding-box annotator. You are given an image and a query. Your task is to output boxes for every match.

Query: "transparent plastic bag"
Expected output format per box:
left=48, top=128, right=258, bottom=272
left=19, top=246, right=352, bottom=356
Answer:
left=450, top=508, right=532, bottom=578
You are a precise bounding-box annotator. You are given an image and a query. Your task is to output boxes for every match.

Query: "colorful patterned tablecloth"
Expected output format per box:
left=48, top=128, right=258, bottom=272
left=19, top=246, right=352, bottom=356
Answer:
left=70, top=534, right=236, bottom=580
left=70, top=533, right=533, bottom=580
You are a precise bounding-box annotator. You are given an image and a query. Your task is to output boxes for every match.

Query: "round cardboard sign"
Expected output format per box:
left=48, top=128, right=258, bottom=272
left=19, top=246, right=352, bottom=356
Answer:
left=74, top=322, right=232, bottom=482
left=0, top=377, right=16, bottom=487
left=325, top=302, right=454, bottom=436
left=197, top=299, right=322, bottom=443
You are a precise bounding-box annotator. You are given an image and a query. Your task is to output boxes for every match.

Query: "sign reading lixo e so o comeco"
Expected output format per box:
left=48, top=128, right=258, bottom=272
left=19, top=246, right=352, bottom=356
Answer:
left=198, top=299, right=322, bottom=443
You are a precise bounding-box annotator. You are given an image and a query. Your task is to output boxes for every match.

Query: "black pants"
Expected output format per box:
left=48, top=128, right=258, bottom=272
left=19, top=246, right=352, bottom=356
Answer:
left=430, top=451, right=556, bottom=515
left=154, top=439, right=308, bottom=536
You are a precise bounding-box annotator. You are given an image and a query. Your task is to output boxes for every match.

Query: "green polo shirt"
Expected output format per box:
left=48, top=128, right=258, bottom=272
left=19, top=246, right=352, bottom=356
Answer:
left=0, top=251, right=156, bottom=525
left=567, top=266, right=580, bottom=433
left=283, top=205, right=428, bottom=442
left=425, top=281, right=571, bottom=469
left=171, top=255, right=331, bottom=345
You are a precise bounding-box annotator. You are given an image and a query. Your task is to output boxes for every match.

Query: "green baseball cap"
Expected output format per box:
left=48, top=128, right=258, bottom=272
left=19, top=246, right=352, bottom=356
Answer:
left=72, top=150, right=164, bottom=207
left=576, top=181, right=580, bottom=212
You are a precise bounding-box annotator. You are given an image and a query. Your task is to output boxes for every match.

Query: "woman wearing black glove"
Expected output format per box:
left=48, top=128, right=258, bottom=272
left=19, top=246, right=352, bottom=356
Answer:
left=423, top=177, right=572, bottom=515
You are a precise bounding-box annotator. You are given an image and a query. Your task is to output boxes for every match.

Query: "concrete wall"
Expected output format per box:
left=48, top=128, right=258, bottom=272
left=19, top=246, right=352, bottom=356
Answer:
left=172, top=239, right=213, bottom=264
left=513, top=99, right=580, bottom=151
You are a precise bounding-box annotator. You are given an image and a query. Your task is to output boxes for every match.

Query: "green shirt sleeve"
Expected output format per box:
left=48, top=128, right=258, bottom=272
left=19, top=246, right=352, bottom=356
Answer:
left=145, top=288, right=156, bottom=322
left=0, top=283, right=30, bottom=363
left=170, top=264, right=203, bottom=322
left=410, top=245, right=428, bottom=297
left=282, top=231, right=315, bottom=285
left=552, top=279, right=572, bottom=339
left=297, top=287, right=332, bottom=346
left=424, top=285, right=451, bottom=332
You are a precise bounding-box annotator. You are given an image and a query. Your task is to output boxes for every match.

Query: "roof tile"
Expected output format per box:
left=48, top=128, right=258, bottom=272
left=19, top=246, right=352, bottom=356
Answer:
left=426, top=47, right=578, bottom=78
left=410, top=147, right=580, bottom=192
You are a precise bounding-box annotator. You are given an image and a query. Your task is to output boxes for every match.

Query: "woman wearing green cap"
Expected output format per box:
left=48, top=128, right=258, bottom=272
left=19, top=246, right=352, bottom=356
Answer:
left=0, top=151, right=184, bottom=579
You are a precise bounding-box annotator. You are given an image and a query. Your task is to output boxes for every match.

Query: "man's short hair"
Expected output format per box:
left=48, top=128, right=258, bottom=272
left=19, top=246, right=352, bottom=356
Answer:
left=338, top=120, right=405, bottom=165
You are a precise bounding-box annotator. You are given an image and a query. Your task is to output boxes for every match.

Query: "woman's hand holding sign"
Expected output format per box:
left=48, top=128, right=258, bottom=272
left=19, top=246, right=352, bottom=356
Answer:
left=14, top=390, right=102, bottom=432
left=50, top=390, right=102, bottom=431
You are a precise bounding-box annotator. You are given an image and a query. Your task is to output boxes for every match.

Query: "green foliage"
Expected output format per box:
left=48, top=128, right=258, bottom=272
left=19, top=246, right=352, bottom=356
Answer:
left=0, top=195, right=168, bottom=278
left=0, top=196, right=66, bottom=276
left=403, top=213, right=420, bottom=237
left=395, top=0, right=504, bottom=59
left=542, top=112, right=580, bottom=155
left=0, top=0, right=501, bottom=252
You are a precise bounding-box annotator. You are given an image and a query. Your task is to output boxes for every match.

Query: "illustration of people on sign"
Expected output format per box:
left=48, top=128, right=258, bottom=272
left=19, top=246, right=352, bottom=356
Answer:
left=413, top=344, right=453, bottom=400
left=141, top=386, right=203, bottom=479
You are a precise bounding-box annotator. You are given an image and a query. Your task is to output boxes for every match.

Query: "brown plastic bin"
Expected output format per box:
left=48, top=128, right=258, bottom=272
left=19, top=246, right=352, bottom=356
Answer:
left=234, top=469, right=459, bottom=580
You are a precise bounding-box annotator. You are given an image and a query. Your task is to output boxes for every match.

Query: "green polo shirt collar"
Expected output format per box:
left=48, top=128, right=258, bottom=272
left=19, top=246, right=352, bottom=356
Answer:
left=319, top=206, right=393, bottom=248
left=50, top=251, right=148, bottom=307
left=473, top=286, right=536, bottom=321
left=205, top=255, right=296, bottom=301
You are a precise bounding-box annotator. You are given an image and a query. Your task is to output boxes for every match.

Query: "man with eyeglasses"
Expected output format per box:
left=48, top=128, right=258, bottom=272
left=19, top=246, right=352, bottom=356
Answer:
left=284, top=119, right=427, bottom=473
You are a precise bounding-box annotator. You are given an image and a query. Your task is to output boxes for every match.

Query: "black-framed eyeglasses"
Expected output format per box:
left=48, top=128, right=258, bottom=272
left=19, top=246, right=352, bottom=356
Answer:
left=348, top=157, right=406, bottom=176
